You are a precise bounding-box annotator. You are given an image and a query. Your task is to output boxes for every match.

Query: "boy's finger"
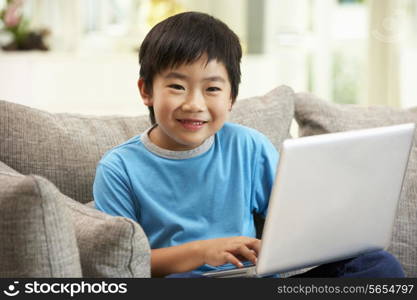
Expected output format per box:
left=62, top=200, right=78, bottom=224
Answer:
left=224, top=252, right=244, bottom=268
left=239, top=237, right=261, bottom=254
left=247, top=240, right=261, bottom=254
left=238, top=245, right=258, bottom=265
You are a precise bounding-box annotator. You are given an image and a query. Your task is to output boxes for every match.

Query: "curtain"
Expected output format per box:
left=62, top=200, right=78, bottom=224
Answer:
left=367, top=0, right=402, bottom=107
left=28, top=0, right=82, bottom=52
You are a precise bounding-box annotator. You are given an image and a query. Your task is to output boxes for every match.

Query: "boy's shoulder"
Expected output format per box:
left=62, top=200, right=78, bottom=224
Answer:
left=219, top=123, right=278, bottom=161
left=99, top=134, right=143, bottom=165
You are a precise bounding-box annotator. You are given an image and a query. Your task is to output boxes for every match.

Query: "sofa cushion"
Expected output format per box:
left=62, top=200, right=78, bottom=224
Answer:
left=62, top=197, right=151, bottom=277
left=0, top=101, right=151, bottom=204
left=0, top=161, right=150, bottom=277
left=0, top=160, right=16, bottom=174
left=0, top=86, right=294, bottom=205
left=0, top=161, right=82, bottom=277
left=230, top=85, right=294, bottom=150
left=294, top=92, right=417, bottom=277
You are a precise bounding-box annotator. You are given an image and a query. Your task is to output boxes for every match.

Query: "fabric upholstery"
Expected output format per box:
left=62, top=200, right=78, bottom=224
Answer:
left=230, top=85, right=295, bottom=150
left=0, top=101, right=151, bottom=204
left=62, top=196, right=151, bottom=277
left=294, top=92, right=417, bottom=277
left=0, top=162, right=82, bottom=277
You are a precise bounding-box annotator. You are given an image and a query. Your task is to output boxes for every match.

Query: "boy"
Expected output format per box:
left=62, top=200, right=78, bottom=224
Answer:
left=93, top=12, right=404, bottom=278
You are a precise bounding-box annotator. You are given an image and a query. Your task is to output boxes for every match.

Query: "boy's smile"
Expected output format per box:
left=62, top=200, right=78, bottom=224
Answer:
left=139, top=55, right=233, bottom=151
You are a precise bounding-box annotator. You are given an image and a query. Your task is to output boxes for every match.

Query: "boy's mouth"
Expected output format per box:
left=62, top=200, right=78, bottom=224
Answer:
left=177, top=119, right=208, bottom=130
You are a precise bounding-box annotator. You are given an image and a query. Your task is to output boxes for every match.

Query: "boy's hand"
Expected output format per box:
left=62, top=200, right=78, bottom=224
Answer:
left=200, top=236, right=260, bottom=268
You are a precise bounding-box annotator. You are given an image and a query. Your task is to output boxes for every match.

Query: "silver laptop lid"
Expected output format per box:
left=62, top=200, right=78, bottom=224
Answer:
left=256, top=123, right=415, bottom=276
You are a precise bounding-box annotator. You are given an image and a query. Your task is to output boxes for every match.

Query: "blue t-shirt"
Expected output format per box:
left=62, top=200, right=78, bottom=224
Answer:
left=93, top=122, right=279, bottom=271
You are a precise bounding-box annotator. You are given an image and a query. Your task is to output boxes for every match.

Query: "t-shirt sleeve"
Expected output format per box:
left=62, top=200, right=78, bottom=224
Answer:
left=93, top=162, right=138, bottom=222
left=251, top=135, right=279, bottom=218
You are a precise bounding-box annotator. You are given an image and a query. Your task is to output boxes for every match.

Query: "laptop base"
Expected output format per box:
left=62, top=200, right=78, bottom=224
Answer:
left=202, top=266, right=259, bottom=278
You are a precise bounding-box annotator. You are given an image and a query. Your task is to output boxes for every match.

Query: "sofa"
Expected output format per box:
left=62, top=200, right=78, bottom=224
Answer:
left=0, top=85, right=416, bottom=277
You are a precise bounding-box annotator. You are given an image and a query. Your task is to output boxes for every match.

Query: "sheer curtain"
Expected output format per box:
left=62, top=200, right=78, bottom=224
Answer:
left=28, top=0, right=82, bottom=52
left=367, top=0, right=403, bottom=107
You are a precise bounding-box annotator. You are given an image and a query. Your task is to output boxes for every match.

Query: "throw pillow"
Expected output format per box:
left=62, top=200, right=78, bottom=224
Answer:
left=230, top=85, right=295, bottom=150
left=62, top=197, right=151, bottom=278
left=294, top=92, right=417, bottom=277
left=0, top=161, right=82, bottom=277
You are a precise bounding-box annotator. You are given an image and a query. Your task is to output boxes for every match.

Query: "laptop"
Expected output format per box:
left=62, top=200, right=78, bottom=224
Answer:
left=203, top=123, right=415, bottom=278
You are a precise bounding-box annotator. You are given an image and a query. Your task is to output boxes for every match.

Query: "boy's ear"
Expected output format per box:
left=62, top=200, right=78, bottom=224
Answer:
left=138, top=78, right=153, bottom=106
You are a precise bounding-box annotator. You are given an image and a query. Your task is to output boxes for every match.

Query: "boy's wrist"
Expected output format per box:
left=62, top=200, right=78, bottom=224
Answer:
left=189, top=239, right=207, bottom=266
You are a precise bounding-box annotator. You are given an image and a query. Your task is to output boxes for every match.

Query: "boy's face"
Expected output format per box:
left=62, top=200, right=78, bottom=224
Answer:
left=139, top=56, right=233, bottom=151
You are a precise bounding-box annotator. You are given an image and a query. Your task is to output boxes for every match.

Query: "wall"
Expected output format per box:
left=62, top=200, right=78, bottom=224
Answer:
left=0, top=52, right=283, bottom=116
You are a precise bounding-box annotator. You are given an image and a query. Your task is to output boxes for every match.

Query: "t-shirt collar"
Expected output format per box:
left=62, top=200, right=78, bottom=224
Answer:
left=140, top=125, right=214, bottom=160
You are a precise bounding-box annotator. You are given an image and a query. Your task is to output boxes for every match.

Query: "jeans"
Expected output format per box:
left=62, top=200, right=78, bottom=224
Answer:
left=165, top=250, right=405, bottom=278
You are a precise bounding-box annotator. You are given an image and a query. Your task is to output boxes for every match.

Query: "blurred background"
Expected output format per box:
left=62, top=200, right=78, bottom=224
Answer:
left=0, top=0, right=416, bottom=116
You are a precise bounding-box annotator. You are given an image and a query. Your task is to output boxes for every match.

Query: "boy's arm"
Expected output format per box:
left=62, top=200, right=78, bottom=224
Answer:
left=93, top=162, right=138, bottom=221
left=151, top=241, right=203, bottom=277
left=252, top=135, right=279, bottom=218
left=151, top=237, right=261, bottom=277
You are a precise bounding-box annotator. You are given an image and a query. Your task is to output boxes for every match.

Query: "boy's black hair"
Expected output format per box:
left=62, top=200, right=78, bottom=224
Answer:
left=139, top=11, right=242, bottom=125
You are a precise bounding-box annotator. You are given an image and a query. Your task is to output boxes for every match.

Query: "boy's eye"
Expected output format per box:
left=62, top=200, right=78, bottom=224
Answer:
left=168, top=84, right=184, bottom=90
left=207, top=87, right=221, bottom=92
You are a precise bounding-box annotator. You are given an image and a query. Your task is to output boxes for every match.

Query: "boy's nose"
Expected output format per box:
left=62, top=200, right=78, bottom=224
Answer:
left=181, top=93, right=205, bottom=112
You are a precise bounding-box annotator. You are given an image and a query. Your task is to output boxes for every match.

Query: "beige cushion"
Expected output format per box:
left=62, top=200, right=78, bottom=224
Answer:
left=0, top=101, right=151, bottom=204
left=0, top=160, right=16, bottom=173
left=62, top=197, right=151, bottom=277
left=294, top=92, right=417, bottom=277
left=0, top=161, right=82, bottom=277
left=231, top=85, right=295, bottom=150
left=0, top=161, right=150, bottom=278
